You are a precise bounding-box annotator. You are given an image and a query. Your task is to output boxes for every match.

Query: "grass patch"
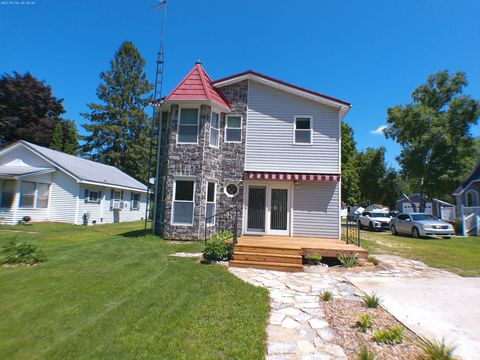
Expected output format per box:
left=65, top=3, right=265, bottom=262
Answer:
left=372, top=325, right=404, bottom=345
left=359, top=231, right=480, bottom=276
left=0, top=222, right=269, bottom=359
left=418, top=337, right=458, bottom=360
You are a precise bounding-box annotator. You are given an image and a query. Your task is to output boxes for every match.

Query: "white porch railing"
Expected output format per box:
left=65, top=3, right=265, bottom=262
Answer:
left=462, top=206, right=480, bottom=236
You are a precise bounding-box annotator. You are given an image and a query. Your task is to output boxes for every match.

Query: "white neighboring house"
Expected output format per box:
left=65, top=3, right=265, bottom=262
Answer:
left=0, top=140, right=148, bottom=225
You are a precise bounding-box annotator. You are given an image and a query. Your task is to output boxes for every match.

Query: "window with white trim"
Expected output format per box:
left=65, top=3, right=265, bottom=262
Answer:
left=88, top=191, right=99, bottom=203
left=0, top=180, right=15, bottom=208
left=209, top=112, right=220, bottom=147
left=173, top=179, right=195, bottom=225
left=206, top=182, right=216, bottom=225
left=131, top=193, right=140, bottom=210
left=20, top=181, right=50, bottom=208
left=294, top=116, right=312, bottom=144
left=177, top=108, right=199, bottom=143
left=225, top=115, right=242, bottom=142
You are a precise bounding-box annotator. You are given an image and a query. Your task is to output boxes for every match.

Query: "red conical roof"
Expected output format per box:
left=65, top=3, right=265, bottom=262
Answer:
left=165, top=63, right=231, bottom=111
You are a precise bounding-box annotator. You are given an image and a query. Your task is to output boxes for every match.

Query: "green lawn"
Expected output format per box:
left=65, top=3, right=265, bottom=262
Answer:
left=359, top=230, right=480, bottom=276
left=0, top=222, right=269, bottom=360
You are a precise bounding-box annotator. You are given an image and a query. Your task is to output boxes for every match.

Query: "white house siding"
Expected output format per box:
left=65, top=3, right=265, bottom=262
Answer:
left=77, top=185, right=146, bottom=225
left=293, top=181, right=339, bottom=239
left=246, top=80, right=340, bottom=174
left=48, top=171, right=79, bottom=224
left=0, top=145, right=52, bottom=168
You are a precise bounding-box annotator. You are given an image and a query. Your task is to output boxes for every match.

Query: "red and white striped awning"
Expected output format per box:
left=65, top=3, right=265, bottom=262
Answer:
left=244, top=172, right=340, bottom=182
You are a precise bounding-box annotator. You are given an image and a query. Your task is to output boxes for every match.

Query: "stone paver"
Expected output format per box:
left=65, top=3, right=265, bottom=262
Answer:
left=229, top=267, right=351, bottom=359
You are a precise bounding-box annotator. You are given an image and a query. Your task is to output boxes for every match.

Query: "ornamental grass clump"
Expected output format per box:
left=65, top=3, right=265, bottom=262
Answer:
left=338, top=253, right=359, bottom=267
left=320, top=290, right=333, bottom=301
left=418, top=337, right=458, bottom=360
left=1, top=239, right=46, bottom=265
left=356, top=313, right=373, bottom=332
left=363, top=293, right=382, bottom=308
left=358, top=345, right=376, bottom=360
left=203, top=231, right=233, bottom=262
left=372, top=324, right=404, bottom=345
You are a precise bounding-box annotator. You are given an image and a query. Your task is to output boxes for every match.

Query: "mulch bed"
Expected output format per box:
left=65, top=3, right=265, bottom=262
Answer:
left=322, top=298, right=423, bottom=359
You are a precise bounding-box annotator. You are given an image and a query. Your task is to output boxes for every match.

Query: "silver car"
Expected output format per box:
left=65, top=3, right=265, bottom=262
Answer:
left=390, top=213, right=455, bottom=239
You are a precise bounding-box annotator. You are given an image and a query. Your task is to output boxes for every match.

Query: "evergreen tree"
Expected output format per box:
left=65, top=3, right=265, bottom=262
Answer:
left=49, top=120, right=79, bottom=155
left=81, top=41, right=153, bottom=182
left=0, top=72, right=65, bottom=147
left=341, top=121, right=360, bottom=205
left=50, top=122, right=64, bottom=151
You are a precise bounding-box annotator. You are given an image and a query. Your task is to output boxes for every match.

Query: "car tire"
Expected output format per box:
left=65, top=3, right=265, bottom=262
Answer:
left=412, top=227, right=420, bottom=239
left=443, top=236, right=451, bottom=239
left=391, top=225, right=398, bottom=235
left=357, top=220, right=363, bottom=230
left=369, top=222, right=374, bottom=231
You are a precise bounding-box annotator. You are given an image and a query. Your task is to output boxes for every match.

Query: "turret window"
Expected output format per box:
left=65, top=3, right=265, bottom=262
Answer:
left=177, top=108, right=199, bottom=144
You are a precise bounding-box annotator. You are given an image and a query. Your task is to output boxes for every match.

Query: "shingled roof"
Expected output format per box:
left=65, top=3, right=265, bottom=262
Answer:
left=164, top=62, right=231, bottom=111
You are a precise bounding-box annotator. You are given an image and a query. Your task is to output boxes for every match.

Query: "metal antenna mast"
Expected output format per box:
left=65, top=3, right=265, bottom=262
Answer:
left=144, top=0, right=167, bottom=234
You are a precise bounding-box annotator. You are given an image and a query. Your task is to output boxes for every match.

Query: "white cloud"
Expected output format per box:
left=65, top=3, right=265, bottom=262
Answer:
left=370, top=125, right=388, bottom=135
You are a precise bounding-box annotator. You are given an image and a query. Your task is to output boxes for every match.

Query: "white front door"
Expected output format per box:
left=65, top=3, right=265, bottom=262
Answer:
left=245, top=182, right=291, bottom=236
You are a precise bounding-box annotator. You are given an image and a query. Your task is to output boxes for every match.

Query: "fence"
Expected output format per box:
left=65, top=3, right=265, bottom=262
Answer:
left=341, top=220, right=361, bottom=247
left=462, top=206, right=480, bottom=236
left=204, top=205, right=240, bottom=246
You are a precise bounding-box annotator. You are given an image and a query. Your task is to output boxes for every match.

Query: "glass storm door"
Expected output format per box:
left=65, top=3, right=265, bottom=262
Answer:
left=247, top=186, right=266, bottom=232
left=269, top=188, right=289, bottom=235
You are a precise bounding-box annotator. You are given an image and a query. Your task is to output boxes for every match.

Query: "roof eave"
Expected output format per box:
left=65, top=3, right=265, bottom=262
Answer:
left=78, top=179, right=148, bottom=193
left=161, top=99, right=231, bottom=113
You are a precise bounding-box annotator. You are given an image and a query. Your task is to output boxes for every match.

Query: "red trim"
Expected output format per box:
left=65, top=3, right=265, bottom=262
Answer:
left=244, top=171, right=340, bottom=182
left=213, top=70, right=351, bottom=107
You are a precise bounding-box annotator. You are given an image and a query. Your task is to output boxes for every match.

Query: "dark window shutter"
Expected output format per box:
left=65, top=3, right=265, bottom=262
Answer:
left=130, top=192, right=134, bottom=210
left=110, top=189, right=114, bottom=209
left=84, top=189, right=89, bottom=203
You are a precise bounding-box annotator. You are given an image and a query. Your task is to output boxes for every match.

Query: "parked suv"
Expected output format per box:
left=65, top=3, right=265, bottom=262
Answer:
left=358, top=211, right=391, bottom=231
left=390, top=213, right=454, bottom=239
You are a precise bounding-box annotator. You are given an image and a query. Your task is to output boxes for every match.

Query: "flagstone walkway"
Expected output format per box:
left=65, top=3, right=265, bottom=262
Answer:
left=229, top=267, right=361, bottom=359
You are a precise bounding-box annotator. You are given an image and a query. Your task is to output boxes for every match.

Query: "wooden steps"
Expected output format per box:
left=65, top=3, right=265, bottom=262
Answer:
left=230, top=244, right=303, bottom=272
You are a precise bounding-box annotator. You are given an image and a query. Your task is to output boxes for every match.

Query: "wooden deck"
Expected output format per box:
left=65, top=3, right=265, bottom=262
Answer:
left=229, top=235, right=367, bottom=272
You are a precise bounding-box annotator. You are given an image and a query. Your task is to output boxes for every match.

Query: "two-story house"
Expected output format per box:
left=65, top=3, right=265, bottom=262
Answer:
left=154, top=61, right=350, bottom=241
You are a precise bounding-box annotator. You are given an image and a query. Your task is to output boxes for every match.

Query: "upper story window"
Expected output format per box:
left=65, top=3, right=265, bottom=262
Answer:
left=0, top=180, right=15, bottom=208
left=209, top=112, right=220, bottom=147
left=293, top=116, right=313, bottom=144
left=20, top=181, right=50, bottom=209
left=172, top=179, right=195, bottom=225
left=225, top=115, right=242, bottom=143
left=177, top=108, right=199, bottom=144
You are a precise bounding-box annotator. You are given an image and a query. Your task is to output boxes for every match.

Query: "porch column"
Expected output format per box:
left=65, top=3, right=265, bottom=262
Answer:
left=11, top=180, right=21, bottom=225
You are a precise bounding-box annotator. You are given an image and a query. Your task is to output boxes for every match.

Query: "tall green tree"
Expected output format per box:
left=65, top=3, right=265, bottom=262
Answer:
left=81, top=41, right=153, bottom=182
left=49, top=120, right=79, bottom=155
left=356, top=147, right=388, bottom=205
left=385, top=70, right=479, bottom=210
left=0, top=72, right=65, bottom=147
left=341, top=121, right=360, bottom=205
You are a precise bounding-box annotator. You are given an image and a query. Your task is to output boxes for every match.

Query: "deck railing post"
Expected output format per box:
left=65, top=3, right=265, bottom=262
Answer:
left=233, top=205, right=238, bottom=246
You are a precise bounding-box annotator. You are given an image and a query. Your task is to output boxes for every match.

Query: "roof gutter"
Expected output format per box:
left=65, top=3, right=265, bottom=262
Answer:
left=78, top=180, right=148, bottom=193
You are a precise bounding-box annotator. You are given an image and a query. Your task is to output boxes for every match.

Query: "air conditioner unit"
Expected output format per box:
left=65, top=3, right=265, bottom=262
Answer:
left=112, top=200, right=123, bottom=210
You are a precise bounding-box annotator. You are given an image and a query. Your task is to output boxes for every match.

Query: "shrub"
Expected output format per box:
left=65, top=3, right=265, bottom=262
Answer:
left=363, top=293, right=382, bottom=308
left=358, top=345, right=375, bottom=360
left=1, top=239, right=46, bottom=265
left=418, top=337, right=458, bottom=360
left=452, top=220, right=462, bottom=235
left=338, top=253, right=359, bottom=267
left=373, top=324, right=404, bottom=345
left=357, top=313, right=373, bottom=332
left=304, top=253, right=322, bottom=265
left=320, top=290, right=333, bottom=301
left=203, top=232, right=233, bottom=262
left=367, top=255, right=379, bottom=265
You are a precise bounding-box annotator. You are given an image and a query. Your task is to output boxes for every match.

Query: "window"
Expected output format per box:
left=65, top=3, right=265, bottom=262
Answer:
left=225, top=115, right=242, bottom=142
left=36, top=183, right=50, bottom=208
left=294, top=116, right=312, bottom=144
left=20, top=181, right=35, bottom=208
left=225, top=183, right=239, bottom=197
left=466, top=190, right=479, bottom=207
left=0, top=180, right=15, bottom=208
left=89, top=191, right=99, bottom=202
left=131, top=193, right=140, bottom=210
left=177, top=108, right=199, bottom=143
left=206, top=182, right=216, bottom=225
left=173, top=179, right=195, bottom=225
left=209, top=112, right=220, bottom=147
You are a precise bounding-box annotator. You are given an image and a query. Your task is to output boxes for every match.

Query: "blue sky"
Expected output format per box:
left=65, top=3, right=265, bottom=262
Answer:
left=1, top=0, right=479, bottom=167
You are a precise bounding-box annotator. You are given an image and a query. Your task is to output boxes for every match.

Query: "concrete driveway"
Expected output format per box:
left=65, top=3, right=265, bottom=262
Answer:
left=347, top=256, right=480, bottom=360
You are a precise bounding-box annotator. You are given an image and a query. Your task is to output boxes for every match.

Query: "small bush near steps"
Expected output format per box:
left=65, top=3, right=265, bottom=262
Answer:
left=203, top=231, right=233, bottom=262
left=338, top=253, right=359, bottom=267
left=303, top=253, right=322, bottom=265
left=1, top=239, right=46, bottom=266
left=372, top=324, right=404, bottom=345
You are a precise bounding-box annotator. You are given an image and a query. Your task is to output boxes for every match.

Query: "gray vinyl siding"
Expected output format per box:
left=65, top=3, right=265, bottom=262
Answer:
left=293, top=181, right=339, bottom=238
left=246, top=80, right=340, bottom=173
